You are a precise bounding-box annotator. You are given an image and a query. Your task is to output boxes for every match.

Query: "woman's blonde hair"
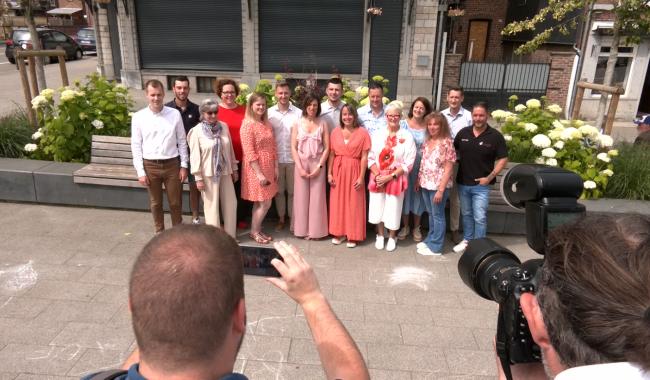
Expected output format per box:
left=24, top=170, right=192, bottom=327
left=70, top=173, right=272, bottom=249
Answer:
left=244, top=92, right=268, bottom=123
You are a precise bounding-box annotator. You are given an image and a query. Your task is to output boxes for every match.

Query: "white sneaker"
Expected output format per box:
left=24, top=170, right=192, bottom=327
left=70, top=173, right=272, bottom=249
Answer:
left=192, top=217, right=201, bottom=225
left=397, top=225, right=410, bottom=240
left=386, top=238, right=397, bottom=252
left=453, top=240, right=469, bottom=253
left=375, top=235, right=385, bottom=250
left=416, top=242, right=427, bottom=250
left=417, top=246, right=442, bottom=256
left=332, top=237, right=346, bottom=245
left=346, top=242, right=357, bottom=248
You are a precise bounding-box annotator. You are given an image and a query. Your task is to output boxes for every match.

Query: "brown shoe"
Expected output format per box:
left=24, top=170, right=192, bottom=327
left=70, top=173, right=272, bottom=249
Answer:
left=451, top=230, right=462, bottom=244
left=275, top=220, right=286, bottom=231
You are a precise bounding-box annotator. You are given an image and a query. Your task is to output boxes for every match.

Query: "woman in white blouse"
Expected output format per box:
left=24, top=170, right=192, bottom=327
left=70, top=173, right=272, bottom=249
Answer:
left=187, top=99, right=239, bottom=238
left=367, top=101, right=416, bottom=252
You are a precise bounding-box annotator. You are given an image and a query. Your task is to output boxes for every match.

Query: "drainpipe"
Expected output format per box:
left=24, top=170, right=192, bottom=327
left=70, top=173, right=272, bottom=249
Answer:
left=432, top=1, right=447, bottom=105
left=568, top=1, right=595, bottom=119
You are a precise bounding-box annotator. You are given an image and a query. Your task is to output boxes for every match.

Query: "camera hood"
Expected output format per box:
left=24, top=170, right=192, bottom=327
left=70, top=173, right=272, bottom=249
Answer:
left=500, top=164, right=584, bottom=209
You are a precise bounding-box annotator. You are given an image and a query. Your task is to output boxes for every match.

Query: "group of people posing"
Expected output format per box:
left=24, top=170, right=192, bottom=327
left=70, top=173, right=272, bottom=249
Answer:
left=131, top=76, right=508, bottom=255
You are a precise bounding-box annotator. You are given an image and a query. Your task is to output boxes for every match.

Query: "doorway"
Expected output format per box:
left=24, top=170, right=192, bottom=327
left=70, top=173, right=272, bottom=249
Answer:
left=467, top=20, right=489, bottom=62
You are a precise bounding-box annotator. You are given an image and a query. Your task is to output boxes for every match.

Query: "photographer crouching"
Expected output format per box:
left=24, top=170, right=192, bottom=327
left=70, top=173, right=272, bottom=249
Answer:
left=501, top=213, right=650, bottom=379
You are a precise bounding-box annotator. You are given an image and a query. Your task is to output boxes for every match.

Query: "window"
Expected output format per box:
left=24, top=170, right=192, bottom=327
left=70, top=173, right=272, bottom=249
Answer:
left=593, top=45, right=634, bottom=95
left=51, top=31, right=68, bottom=43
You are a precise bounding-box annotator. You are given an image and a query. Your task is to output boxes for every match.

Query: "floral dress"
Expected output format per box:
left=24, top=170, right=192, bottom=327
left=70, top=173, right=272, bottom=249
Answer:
left=240, top=120, right=278, bottom=202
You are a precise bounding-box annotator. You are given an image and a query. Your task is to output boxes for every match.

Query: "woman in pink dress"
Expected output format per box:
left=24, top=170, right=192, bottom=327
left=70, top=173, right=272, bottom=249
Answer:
left=291, top=93, right=330, bottom=239
left=240, top=92, right=278, bottom=244
left=328, top=105, right=371, bottom=248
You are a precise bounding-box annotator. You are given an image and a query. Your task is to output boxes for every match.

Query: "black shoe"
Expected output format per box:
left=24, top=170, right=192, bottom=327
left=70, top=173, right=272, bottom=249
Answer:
left=451, top=230, right=462, bottom=244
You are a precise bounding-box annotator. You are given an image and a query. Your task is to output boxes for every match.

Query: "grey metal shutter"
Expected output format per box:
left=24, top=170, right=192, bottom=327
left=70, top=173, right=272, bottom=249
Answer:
left=135, top=0, right=243, bottom=71
left=369, top=0, right=403, bottom=99
left=258, top=0, right=364, bottom=74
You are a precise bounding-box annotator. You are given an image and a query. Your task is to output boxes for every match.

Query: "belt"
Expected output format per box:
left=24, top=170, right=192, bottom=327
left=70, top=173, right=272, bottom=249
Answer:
left=143, top=156, right=179, bottom=164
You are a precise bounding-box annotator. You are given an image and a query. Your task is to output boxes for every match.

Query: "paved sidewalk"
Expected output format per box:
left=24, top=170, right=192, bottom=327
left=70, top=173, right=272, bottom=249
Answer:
left=0, top=202, right=539, bottom=379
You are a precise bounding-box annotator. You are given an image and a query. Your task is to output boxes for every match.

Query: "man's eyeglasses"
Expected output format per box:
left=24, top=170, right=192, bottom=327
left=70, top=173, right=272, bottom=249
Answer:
left=206, top=111, right=218, bottom=115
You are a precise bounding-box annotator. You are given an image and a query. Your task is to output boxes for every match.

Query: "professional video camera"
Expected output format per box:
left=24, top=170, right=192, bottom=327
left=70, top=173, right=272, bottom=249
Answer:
left=457, top=164, right=586, bottom=380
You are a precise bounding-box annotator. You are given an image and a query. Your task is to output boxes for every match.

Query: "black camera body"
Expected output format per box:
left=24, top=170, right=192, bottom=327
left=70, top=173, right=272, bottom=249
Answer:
left=457, top=164, right=585, bottom=376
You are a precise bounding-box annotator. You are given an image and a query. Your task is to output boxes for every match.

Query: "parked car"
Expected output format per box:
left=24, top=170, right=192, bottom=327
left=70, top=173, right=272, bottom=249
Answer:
left=74, top=27, right=96, bottom=54
left=4, top=28, right=83, bottom=64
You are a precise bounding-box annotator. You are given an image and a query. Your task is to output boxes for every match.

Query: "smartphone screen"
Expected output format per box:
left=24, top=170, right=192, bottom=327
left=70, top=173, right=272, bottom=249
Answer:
left=240, top=244, right=282, bottom=277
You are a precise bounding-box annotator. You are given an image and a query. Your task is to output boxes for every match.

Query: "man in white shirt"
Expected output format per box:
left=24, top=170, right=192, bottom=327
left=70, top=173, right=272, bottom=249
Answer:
left=320, top=77, right=345, bottom=133
left=498, top=214, right=650, bottom=380
left=268, top=81, right=302, bottom=231
left=357, top=82, right=387, bottom=138
left=442, top=87, right=473, bottom=244
left=131, top=79, right=189, bottom=233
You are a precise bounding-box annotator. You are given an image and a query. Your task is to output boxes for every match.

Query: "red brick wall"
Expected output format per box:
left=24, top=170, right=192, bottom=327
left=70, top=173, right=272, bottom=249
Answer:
left=449, top=0, right=508, bottom=61
left=546, top=52, right=575, bottom=107
left=441, top=54, right=462, bottom=108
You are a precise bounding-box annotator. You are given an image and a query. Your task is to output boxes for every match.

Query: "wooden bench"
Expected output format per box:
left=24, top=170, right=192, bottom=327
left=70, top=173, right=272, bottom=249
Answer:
left=73, top=135, right=189, bottom=190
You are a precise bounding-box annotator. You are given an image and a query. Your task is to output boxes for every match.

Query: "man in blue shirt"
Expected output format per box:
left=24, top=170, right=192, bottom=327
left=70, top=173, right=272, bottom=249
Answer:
left=83, top=225, right=369, bottom=380
left=358, top=82, right=387, bottom=138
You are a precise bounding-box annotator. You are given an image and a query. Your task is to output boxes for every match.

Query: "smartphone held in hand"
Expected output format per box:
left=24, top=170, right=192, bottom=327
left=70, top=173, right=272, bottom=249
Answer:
left=240, top=244, right=283, bottom=277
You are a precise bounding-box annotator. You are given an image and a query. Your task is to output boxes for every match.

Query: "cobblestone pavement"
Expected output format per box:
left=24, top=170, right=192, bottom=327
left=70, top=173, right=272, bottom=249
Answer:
left=0, top=202, right=539, bottom=379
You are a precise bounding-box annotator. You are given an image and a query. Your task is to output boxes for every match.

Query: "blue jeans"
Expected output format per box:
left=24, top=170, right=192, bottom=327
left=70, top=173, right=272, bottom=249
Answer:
left=457, top=184, right=489, bottom=241
left=421, top=188, right=449, bottom=253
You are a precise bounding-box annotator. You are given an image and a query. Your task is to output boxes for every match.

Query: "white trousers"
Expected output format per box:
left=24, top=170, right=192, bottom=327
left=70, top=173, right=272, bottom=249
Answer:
left=368, top=191, right=405, bottom=231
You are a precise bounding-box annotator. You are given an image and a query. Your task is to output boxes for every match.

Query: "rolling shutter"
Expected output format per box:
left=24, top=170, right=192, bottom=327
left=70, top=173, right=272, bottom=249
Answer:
left=135, top=0, right=243, bottom=71
left=258, top=0, right=364, bottom=74
left=369, top=0, right=403, bottom=99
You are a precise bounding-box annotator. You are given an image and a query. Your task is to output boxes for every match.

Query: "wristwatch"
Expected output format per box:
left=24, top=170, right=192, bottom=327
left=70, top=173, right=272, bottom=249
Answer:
left=392, top=173, right=397, bottom=179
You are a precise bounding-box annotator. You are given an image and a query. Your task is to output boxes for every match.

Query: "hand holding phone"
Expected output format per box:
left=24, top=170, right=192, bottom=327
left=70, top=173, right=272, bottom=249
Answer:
left=240, top=245, right=283, bottom=277
left=267, top=241, right=322, bottom=306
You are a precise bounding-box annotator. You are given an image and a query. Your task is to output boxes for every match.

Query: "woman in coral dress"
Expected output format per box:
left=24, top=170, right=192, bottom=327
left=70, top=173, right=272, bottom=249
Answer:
left=240, top=92, right=278, bottom=244
left=291, top=93, right=329, bottom=239
left=328, top=104, right=371, bottom=248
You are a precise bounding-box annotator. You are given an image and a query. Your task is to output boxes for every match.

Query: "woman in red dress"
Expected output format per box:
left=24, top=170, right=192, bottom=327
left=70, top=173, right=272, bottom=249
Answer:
left=327, top=104, right=371, bottom=248
left=240, top=92, right=278, bottom=244
left=215, top=78, right=250, bottom=228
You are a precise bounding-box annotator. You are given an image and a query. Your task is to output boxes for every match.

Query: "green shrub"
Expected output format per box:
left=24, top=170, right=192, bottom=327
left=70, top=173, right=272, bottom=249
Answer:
left=28, top=73, right=133, bottom=163
left=605, top=143, right=650, bottom=200
left=0, top=109, right=32, bottom=158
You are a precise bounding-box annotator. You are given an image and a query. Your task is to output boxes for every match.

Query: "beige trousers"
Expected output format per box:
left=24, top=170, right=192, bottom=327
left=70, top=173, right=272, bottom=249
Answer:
left=275, top=162, right=295, bottom=220
left=202, top=175, right=237, bottom=238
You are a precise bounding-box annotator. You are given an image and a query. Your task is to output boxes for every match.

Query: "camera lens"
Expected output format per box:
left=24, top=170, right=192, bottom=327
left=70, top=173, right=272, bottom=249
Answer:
left=458, top=238, right=521, bottom=302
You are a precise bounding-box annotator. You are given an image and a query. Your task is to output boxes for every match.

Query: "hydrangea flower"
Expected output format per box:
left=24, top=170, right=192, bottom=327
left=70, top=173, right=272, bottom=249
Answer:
left=532, top=134, right=551, bottom=148
left=60, top=89, right=78, bottom=101
left=239, top=83, right=249, bottom=91
left=514, top=104, right=527, bottom=112
left=560, top=127, right=582, bottom=141
left=274, top=74, right=284, bottom=81
left=552, top=120, right=565, bottom=129
left=535, top=157, right=545, bottom=164
left=356, top=86, right=369, bottom=98
left=31, top=95, right=47, bottom=109
left=24, top=143, right=38, bottom=152
left=382, top=97, right=390, bottom=105
left=526, top=98, right=541, bottom=108
left=554, top=141, right=565, bottom=150
left=600, top=169, right=614, bottom=177
left=607, top=149, right=618, bottom=156
left=596, top=152, right=611, bottom=163
left=583, top=180, right=597, bottom=189
left=548, top=129, right=563, bottom=140
left=579, top=125, right=599, bottom=138
left=545, top=158, right=558, bottom=166
left=505, top=115, right=518, bottom=123
left=546, top=104, right=562, bottom=114
left=541, top=148, right=557, bottom=158
left=597, top=134, right=614, bottom=148
left=524, top=123, right=538, bottom=133
left=91, top=119, right=104, bottom=129
left=491, top=110, right=508, bottom=120
left=31, top=131, right=42, bottom=140
left=40, top=88, right=55, bottom=98
left=503, top=134, right=512, bottom=142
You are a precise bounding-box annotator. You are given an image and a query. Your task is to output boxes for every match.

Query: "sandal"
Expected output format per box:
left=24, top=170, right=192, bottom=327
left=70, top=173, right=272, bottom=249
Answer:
left=249, top=232, right=270, bottom=244
left=259, top=231, right=273, bottom=241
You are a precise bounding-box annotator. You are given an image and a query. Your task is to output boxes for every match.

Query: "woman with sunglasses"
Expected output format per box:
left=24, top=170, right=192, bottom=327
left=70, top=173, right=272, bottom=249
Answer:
left=187, top=99, right=239, bottom=238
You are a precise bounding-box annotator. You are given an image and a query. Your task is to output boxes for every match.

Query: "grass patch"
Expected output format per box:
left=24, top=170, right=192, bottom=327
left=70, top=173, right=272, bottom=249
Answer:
left=605, top=143, right=650, bottom=200
left=0, top=109, right=33, bottom=159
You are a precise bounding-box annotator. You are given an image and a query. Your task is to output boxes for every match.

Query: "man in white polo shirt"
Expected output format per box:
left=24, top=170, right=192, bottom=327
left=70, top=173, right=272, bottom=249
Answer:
left=320, top=77, right=345, bottom=133
left=442, top=86, right=473, bottom=244
left=268, top=81, right=302, bottom=231
left=131, top=79, right=189, bottom=233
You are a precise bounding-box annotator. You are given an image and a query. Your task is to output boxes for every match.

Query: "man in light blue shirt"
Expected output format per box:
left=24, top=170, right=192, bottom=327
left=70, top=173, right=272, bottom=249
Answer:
left=358, top=82, right=387, bottom=138
left=320, top=77, right=345, bottom=133
left=442, top=86, right=473, bottom=244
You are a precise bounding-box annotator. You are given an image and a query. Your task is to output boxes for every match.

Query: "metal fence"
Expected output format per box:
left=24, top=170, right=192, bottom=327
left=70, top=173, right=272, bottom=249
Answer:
left=459, top=62, right=550, bottom=110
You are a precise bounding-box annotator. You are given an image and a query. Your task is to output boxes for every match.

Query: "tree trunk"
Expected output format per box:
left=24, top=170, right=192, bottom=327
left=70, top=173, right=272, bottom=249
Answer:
left=23, top=1, right=47, bottom=92
left=594, top=20, right=620, bottom=131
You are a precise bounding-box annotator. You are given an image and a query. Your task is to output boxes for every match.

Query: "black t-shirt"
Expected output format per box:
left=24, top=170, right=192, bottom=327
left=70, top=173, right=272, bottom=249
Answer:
left=453, top=125, right=508, bottom=186
left=165, top=99, right=201, bottom=135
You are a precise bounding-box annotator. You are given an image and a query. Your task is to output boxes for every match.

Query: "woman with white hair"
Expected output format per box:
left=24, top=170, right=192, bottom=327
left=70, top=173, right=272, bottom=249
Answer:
left=187, top=98, right=239, bottom=238
left=367, top=101, right=416, bottom=252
